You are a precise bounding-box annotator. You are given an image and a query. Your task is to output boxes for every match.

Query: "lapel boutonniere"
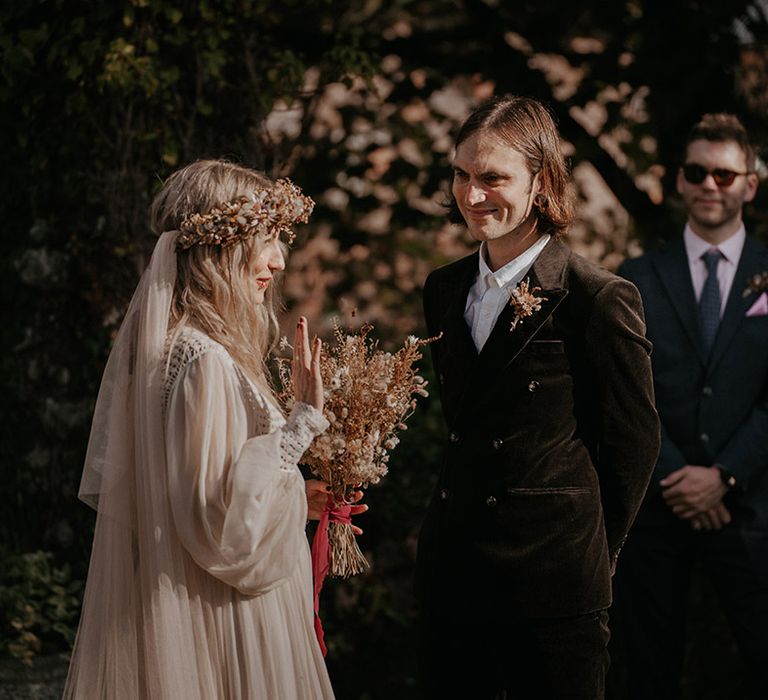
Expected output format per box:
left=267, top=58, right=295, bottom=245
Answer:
left=744, top=271, right=768, bottom=318
left=508, top=278, right=548, bottom=331
left=743, top=271, right=768, bottom=298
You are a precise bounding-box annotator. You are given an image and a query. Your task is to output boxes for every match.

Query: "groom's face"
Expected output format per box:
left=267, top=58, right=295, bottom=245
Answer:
left=452, top=131, right=538, bottom=244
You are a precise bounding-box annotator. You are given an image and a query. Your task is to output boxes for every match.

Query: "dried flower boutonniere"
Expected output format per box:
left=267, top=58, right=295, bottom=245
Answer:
left=744, top=271, right=768, bottom=318
left=508, top=278, right=548, bottom=331
left=743, top=271, right=768, bottom=298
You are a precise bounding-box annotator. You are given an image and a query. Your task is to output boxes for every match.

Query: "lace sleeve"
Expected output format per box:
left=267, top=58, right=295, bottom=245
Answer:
left=279, top=403, right=329, bottom=470
left=232, top=367, right=329, bottom=471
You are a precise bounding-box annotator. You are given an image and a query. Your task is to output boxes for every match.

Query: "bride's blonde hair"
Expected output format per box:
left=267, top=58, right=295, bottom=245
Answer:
left=149, top=159, right=284, bottom=394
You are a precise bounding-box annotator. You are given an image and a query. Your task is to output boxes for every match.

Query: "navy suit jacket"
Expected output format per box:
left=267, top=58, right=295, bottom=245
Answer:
left=620, top=235, right=768, bottom=561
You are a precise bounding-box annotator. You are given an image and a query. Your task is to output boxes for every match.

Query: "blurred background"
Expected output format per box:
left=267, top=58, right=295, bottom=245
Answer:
left=2, top=1, right=768, bottom=697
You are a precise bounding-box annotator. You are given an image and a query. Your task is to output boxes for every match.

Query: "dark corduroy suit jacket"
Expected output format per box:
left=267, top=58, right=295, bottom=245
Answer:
left=416, top=236, right=660, bottom=619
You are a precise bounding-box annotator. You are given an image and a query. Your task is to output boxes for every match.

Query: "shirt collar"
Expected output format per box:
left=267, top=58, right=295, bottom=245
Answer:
left=477, top=234, right=551, bottom=289
left=683, top=223, right=746, bottom=265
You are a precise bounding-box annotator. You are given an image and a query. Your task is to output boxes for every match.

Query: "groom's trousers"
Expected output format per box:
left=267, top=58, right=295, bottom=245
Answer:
left=417, top=605, right=610, bottom=699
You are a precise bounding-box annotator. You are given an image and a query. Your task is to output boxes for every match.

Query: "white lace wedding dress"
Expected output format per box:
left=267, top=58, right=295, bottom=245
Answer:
left=64, top=326, right=335, bottom=699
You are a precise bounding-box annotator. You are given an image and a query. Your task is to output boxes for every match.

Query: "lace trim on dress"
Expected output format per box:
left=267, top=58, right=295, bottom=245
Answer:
left=161, top=327, right=328, bottom=473
left=231, top=365, right=327, bottom=472
left=162, top=328, right=230, bottom=411
left=280, top=403, right=329, bottom=471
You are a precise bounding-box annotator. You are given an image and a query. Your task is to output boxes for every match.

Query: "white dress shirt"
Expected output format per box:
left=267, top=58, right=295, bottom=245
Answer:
left=464, top=235, right=551, bottom=352
left=684, top=224, right=745, bottom=317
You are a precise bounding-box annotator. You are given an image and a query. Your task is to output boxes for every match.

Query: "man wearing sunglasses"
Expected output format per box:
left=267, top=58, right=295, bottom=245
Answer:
left=613, top=113, right=768, bottom=698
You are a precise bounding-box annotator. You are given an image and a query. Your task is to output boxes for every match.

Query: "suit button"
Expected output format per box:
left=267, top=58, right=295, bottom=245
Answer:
left=439, top=488, right=449, bottom=500
left=439, top=372, right=445, bottom=385
left=702, top=386, right=713, bottom=396
left=700, top=433, right=710, bottom=443
left=449, top=432, right=460, bottom=443
left=486, top=495, right=497, bottom=507
left=492, top=438, right=504, bottom=451
left=528, top=380, right=540, bottom=392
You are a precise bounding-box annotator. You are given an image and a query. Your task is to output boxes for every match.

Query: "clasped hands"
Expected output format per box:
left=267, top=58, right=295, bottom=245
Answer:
left=660, top=465, right=730, bottom=532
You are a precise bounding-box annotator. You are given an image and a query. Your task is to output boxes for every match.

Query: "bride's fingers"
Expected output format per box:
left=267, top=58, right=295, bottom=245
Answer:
left=293, top=319, right=304, bottom=369
left=347, top=489, right=364, bottom=504
left=311, top=337, right=322, bottom=376
left=306, top=479, right=332, bottom=496
left=351, top=526, right=363, bottom=536
left=349, top=504, right=368, bottom=515
left=301, top=317, right=312, bottom=369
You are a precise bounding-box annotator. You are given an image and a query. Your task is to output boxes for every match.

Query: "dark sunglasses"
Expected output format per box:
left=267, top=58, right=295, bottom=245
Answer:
left=681, top=163, right=752, bottom=187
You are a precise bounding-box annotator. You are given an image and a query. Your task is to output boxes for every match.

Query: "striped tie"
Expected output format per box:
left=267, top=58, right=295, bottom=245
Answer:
left=699, top=248, right=722, bottom=353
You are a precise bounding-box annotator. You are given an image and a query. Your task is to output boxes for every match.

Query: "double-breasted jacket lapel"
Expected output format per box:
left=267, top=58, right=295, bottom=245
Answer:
left=432, top=252, right=479, bottom=423
left=476, top=238, right=569, bottom=377
left=441, top=238, right=569, bottom=424
left=439, top=252, right=478, bottom=364
left=651, top=237, right=707, bottom=366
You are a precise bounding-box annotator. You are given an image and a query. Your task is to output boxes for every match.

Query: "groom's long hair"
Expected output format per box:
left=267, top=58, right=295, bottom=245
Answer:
left=445, top=95, right=574, bottom=238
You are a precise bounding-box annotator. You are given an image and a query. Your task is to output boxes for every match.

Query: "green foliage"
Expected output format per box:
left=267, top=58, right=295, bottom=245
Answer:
left=0, top=552, right=83, bottom=666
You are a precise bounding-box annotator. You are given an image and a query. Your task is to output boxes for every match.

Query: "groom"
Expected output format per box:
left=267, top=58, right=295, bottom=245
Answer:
left=416, top=95, right=660, bottom=699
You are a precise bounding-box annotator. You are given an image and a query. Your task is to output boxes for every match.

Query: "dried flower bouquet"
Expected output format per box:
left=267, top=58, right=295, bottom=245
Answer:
left=279, top=322, right=437, bottom=578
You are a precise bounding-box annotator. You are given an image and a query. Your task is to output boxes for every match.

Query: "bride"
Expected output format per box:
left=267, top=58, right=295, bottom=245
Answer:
left=63, top=159, right=363, bottom=699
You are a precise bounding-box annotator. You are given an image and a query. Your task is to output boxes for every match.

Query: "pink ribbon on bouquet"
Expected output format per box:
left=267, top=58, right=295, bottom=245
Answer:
left=311, top=500, right=352, bottom=656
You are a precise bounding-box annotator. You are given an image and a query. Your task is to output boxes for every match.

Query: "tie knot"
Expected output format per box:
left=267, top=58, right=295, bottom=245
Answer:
left=702, top=249, right=722, bottom=272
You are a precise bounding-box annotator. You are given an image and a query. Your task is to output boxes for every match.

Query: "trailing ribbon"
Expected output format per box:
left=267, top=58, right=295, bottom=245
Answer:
left=311, top=500, right=352, bottom=656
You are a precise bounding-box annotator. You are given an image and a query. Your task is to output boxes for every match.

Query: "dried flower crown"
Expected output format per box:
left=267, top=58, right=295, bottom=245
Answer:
left=176, top=178, right=314, bottom=251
